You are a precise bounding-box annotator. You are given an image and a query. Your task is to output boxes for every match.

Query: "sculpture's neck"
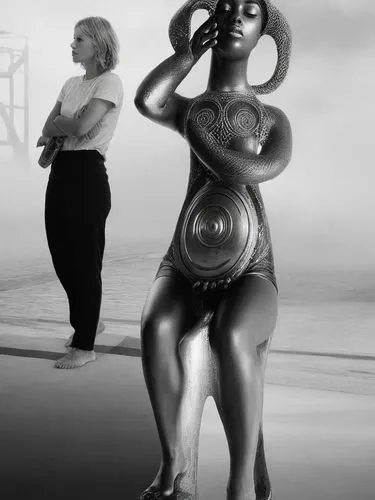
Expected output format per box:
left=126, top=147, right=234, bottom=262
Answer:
left=207, top=53, right=251, bottom=93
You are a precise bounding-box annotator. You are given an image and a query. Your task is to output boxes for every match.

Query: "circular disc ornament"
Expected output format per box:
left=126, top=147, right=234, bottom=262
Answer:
left=175, top=183, right=258, bottom=283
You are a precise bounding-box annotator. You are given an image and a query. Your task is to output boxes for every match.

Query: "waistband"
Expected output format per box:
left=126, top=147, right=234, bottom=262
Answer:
left=51, top=150, right=105, bottom=171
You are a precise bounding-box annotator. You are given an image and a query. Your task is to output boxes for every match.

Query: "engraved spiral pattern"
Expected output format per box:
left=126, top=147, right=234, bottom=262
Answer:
left=185, top=92, right=271, bottom=148
left=191, top=99, right=221, bottom=133
left=235, top=110, right=256, bottom=133
left=196, top=109, right=216, bottom=130
left=195, top=206, right=232, bottom=248
left=175, top=184, right=259, bottom=282
left=225, top=101, right=260, bottom=137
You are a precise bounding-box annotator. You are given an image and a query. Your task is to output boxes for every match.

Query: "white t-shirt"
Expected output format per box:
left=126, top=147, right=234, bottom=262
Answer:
left=57, top=71, right=123, bottom=157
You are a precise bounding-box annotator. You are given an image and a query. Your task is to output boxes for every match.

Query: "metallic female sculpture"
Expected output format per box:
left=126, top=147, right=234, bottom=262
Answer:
left=135, top=1, right=292, bottom=499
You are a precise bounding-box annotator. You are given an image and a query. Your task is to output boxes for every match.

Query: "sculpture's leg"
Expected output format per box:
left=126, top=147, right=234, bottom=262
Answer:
left=254, top=424, right=272, bottom=500
left=176, top=326, right=219, bottom=498
left=140, top=276, right=199, bottom=498
left=209, top=276, right=277, bottom=500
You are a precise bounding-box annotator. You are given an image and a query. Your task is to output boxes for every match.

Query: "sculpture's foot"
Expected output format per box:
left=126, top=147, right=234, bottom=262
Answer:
left=140, top=473, right=193, bottom=499
left=255, top=481, right=272, bottom=500
left=54, top=348, right=96, bottom=369
left=64, top=321, right=105, bottom=348
left=140, top=460, right=191, bottom=500
left=259, top=493, right=272, bottom=500
left=227, top=483, right=272, bottom=500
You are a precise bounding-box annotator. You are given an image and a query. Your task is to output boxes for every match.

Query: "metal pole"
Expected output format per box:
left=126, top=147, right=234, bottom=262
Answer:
left=23, top=42, right=29, bottom=155
left=9, top=51, right=14, bottom=144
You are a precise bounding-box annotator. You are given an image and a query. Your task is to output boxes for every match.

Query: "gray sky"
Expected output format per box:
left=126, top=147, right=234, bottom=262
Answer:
left=0, top=0, right=374, bottom=271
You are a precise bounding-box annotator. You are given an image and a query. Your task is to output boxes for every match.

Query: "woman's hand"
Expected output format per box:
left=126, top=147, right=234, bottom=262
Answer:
left=36, top=136, right=50, bottom=147
left=75, top=105, right=88, bottom=119
left=190, top=17, right=218, bottom=64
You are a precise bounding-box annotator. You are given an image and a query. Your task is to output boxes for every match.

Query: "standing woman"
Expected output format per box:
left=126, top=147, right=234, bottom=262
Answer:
left=135, top=0, right=291, bottom=499
left=37, top=17, right=123, bottom=369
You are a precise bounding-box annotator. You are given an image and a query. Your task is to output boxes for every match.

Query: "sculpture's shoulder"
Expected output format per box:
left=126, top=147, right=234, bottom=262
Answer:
left=262, top=104, right=291, bottom=135
left=260, top=104, right=292, bottom=163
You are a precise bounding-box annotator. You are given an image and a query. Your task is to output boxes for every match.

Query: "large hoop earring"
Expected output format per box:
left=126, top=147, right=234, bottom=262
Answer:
left=253, top=0, right=292, bottom=95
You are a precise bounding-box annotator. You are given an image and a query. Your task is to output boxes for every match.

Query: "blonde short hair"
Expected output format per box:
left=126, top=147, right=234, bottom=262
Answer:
left=75, top=16, right=119, bottom=71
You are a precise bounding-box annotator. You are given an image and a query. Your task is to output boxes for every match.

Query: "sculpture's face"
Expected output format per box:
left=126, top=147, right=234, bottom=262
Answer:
left=213, top=0, right=264, bottom=59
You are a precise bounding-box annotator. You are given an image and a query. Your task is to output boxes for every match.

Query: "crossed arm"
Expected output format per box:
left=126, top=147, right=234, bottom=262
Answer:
left=40, top=98, right=114, bottom=141
left=186, top=105, right=292, bottom=185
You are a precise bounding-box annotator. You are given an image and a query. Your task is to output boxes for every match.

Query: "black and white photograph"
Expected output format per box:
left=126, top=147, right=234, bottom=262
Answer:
left=1, top=1, right=374, bottom=499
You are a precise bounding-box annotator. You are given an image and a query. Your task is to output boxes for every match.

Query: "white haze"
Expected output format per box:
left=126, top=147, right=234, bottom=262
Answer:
left=0, top=0, right=374, bottom=273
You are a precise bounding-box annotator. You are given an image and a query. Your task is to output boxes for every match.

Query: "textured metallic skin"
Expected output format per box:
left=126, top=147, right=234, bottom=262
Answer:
left=185, top=102, right=290, bottom=185
left=167, top=88, right=276, bottom=288
left=169, top=0, right=292, bottom=94
left=169, top=328, right=272, bottom=499
left=184, top=90, right=272, bottom=147
left=135, top=1, right=292, bottom=498
left=175, top=183, right=258, bottom=283
left=254, top=0, right=292, bottom=95
left=175, top=327, right=219, bottom=498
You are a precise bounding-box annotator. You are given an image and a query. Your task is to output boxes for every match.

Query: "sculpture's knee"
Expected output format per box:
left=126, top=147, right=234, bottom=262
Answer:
left=209, top=324, right=258, bottom=365
left=141, top=312, right=178, bottom=354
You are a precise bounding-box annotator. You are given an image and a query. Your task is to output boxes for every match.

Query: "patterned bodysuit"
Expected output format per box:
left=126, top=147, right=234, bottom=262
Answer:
left=156, top=89, right=277, bottom=292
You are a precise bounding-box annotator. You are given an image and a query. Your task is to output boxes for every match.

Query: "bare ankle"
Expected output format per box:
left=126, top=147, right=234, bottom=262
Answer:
left=162, top=449, right=186, bottom=468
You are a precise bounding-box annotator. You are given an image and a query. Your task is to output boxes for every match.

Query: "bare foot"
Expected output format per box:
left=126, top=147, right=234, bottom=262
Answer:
left=64, top=320, right=105, bottom=348
left=54, top=348, right=96, bottom=369
left=140, top=455, right=188, bottom=499
left=227, top=478, right=260, bottom=500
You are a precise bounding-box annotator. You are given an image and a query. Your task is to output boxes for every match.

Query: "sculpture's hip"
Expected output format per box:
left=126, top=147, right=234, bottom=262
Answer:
left=173, top=181, right=259, bottom=284
left=157, top=179, right=277, bottom=293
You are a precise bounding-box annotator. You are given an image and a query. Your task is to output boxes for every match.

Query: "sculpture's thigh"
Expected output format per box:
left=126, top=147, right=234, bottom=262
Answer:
left=209, top=275, right=278, bottom=356
left=141, top=275, right=199, bottom=354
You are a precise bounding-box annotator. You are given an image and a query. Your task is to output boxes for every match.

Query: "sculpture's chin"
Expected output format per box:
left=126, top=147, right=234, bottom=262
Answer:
left=213, top=36, right=257, bottom=61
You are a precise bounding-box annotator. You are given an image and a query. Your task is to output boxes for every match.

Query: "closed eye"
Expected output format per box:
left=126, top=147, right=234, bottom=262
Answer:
left=244, top=10, right=257, bottom=17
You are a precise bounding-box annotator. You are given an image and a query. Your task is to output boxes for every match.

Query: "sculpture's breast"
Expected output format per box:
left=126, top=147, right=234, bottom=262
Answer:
left=185, top=92, right=272, bottom=148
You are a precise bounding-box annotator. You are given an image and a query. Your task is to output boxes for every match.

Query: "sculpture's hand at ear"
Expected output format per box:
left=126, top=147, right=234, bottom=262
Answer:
left=189, top=16, right=218, bottom=63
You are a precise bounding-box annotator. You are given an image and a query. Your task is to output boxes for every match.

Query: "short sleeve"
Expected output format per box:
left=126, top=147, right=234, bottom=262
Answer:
left=57, top=77, right=74, bottom=103
left=92, top=73, right=124, bottom=107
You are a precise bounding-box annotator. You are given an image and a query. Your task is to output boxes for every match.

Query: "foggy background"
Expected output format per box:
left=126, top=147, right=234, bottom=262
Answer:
left=0, top=0, right=374, bottom=278
left=1, top=4, right=375, bottom=499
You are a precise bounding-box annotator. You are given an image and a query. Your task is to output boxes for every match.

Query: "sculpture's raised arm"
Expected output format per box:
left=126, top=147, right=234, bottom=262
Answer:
left=186, top=104, right=292, bottom=184
left=134, top=16, right=218, bottom=134
left=134, top=52, right=192, bottom=133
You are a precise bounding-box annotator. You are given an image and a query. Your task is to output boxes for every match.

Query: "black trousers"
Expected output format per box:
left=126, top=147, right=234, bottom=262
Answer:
left=45, top=150, right=111, bottom=351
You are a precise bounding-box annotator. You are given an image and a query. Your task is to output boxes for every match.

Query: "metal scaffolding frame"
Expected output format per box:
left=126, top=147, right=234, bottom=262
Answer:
left=0, top=30, right=29, bottom=162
